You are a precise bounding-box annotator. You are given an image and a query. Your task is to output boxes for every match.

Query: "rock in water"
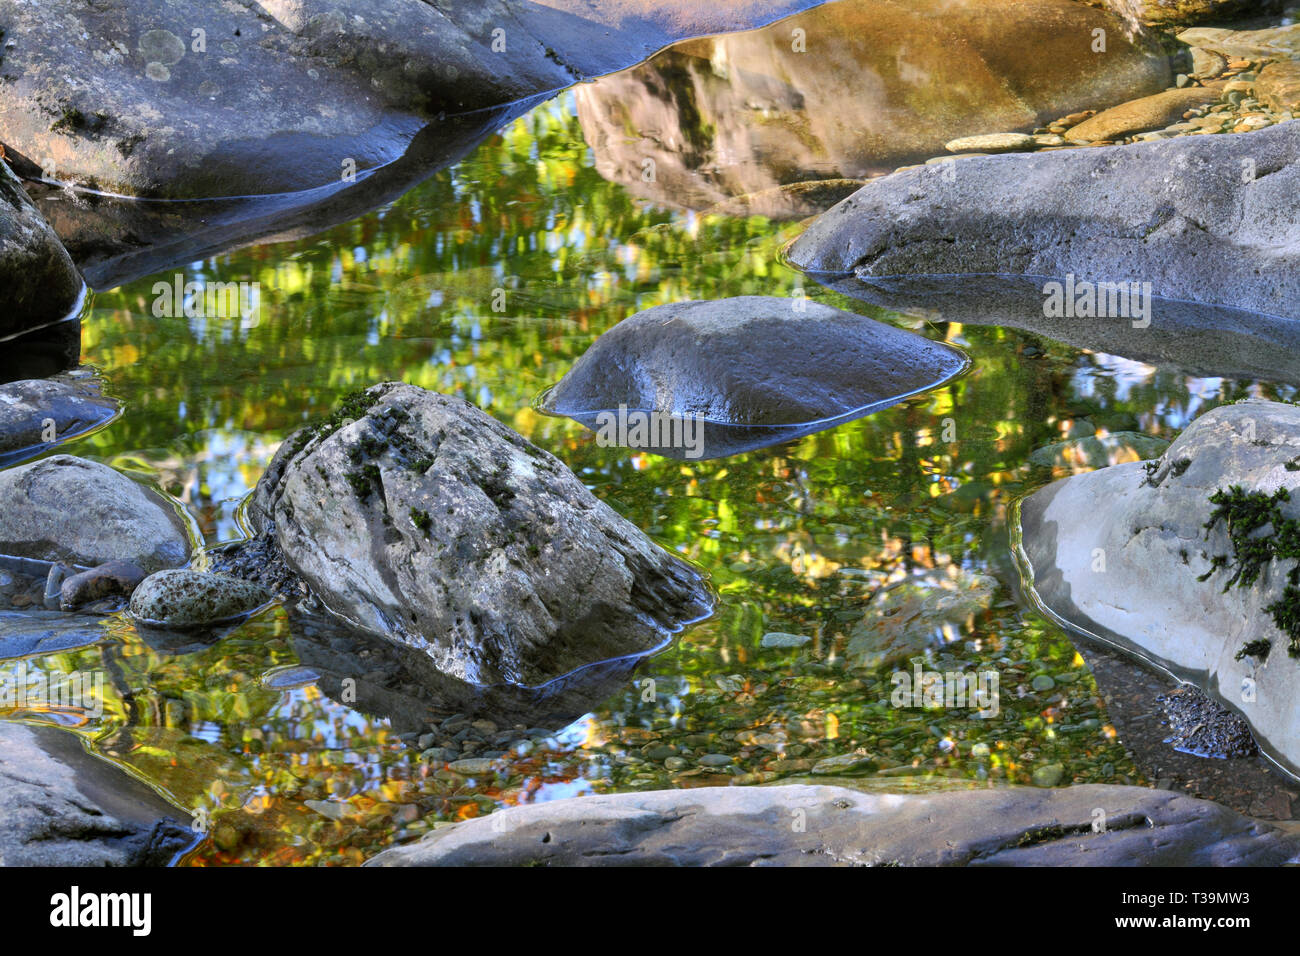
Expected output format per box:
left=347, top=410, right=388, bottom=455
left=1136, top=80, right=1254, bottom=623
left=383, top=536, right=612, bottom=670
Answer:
left=1018, top=400, right=1300, bottom=779
left=0, top=722, right=194, bottom=866
left=1096, top=0, right=1283, bottom=28
left=0, top=160, right=83, bottom=338
left=538, top=297, right=968, bottom=459
left=0, top=456, right=191, bottom=573
left=0, top=373, right=119, bottom=467
left=128, top=570, right=272, bottom=628
left=787, top=122, right=1300, bottom=321
left=365, top=783, right=1300, bottom=866
left=249, top=384, right=711, bottom=686
left=1063, top=88, right=1219, bottom=142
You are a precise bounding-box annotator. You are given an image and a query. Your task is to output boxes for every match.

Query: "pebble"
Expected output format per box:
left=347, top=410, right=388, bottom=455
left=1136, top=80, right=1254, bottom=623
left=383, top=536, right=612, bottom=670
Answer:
left=1032, top=763, right=1065, bottom=788
left=811, top=751, right=874, bottom=774
left=698, top=753, right=734, bottom=767
left=1031, top=674, right=1056, bottom=692
left=761, top=631, right=812, bottom=648
left=943, top=132, right=1036, bottom=153
left=447, top=758, right=498, bottom=776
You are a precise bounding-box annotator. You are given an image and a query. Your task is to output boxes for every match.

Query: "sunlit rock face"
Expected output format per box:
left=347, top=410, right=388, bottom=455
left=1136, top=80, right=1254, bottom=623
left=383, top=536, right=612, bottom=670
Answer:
left=249, top=383, right=711, bottom=688
left=538, top=296, right=968, bottom=459
left=1090, top=0, right=1284, bottom=29
left=574, top=0, right=1173, bottom=214
left=1018, top=400, right=1300, bottom=781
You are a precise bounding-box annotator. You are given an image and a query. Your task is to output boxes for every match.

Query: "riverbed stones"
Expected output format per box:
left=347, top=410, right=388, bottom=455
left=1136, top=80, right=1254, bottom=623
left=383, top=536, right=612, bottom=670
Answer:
left=1063, top=88, right=1220, bottom=142
left=539, top=297, right=968, bottom=458
left=128, top=570, right=271, bottom=628
left=0, top=374, right=118, bottom=467
left=249, top=383, right=711, bottom=687
left=787, top=121, right=1300, bottom=321
left=575, top=0, right=1172, bottom=210
left=1257, top=61, right=1300, bottom=113
left=0, top=722, right=193, bottom=866
left=0, top=159, right=82, bottom=337
left=0, top=455, right=191, bottom=573
left=366, top=783, right=1300, bottom=866
left=1018, top=400, right=1300, bottom=779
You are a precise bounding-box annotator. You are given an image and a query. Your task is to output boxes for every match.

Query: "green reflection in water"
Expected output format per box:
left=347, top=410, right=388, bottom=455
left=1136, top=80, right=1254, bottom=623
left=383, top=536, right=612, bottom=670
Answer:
left=4, top=89, right=1294, bottom=865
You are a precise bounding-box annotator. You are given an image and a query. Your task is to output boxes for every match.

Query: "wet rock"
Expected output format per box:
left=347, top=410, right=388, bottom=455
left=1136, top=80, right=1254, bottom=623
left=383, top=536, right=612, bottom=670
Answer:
left=249, top=383, right=710, bottom=687
left=0, top=372, right=118, bottom=467
left=366, top=783, right=1300, bottom=866
left=944, top=133, right=1037, bottom=153
left=128, top=570, right=272, bottom=628
left=576, top=0, right=1172, bottom=211
left=0, top=159, right=83, bottom=338
left=539, top=297, right=968, bottom=459
left=1179, top=23, right=1300, bottom=59
left=1063, top=88, right=1220, bottom=142
left=788, top=122, right=1300, bottom=321
left=0, top=0, right=818, bottom=202
left=0, top=722, right=194, bottom=866
left=58, top=560, right=146, bottom=611
left=1018, top=400, right=1300, bottom=779
left=0, top=455, right=191, bottom=573
left=846, top=568, right=997, bottom=671
left=1257, top=61, right=1300, bottom=113
left=0, top=608, right=110, bottom=660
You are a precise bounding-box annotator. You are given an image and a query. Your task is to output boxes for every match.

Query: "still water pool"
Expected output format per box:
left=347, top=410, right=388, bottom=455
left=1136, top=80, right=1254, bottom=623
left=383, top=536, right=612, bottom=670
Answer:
left=5, top=81, right=1292, bottom=865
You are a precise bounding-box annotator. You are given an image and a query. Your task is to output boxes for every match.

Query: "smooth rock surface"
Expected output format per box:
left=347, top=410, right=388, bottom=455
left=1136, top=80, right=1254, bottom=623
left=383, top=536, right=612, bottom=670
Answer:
left=0, top=721, right=194, bottom=866
left=0, top=159, right=82, bottom=338
left=539, top=297, right=968, bottom=458
left=788, top=122, right=1300, bottom=320
left=0, top=372, right=118, bottom=467
left=0, top=455, right=191, bottom=573
left=128, top=570, right=271, bottom=628
left=576, top=0, right=1172, bottom=211
left=0, top=0, right=821, bottom=200
left=1063, top=87, right=1219, bottom=142
left=1018, top=400, right=1300, bottom=779
left=249, top=383, right=711, bottom=687
left=60, top=560, right=147, bottom=610
left=1258, top=60, right=1300, bottom=113
left=366, top=783, right=1300, bottom=866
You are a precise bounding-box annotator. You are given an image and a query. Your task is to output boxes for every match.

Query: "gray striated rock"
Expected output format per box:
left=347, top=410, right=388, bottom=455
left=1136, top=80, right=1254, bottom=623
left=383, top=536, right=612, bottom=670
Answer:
left=127, top=570, right=271, bottom=628
left=0, top=159, right=82, bottom=338
left=788, top=122, right=1300, bottom=320
left=249, top=383, right=711, bottom=687
left=366, top=783, right=1300, bottom=866
left=1018, top=400, right=1300, bottom=780
left=0, top=455, right=191, bottom=573
left=539, top=297, right=968, bottom=458
left=0, top=722, right=194, bottom=866
left=0, top=372, right=118, bottom=467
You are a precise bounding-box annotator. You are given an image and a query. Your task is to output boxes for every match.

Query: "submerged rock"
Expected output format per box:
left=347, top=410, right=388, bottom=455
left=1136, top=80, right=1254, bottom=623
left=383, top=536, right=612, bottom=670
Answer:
left=1018, top=400, right=1300, bottom=779
left=0, top=372, right=118, bottom=467
left=575, top=0, right=1172, bottom=212
left=1096, top=0, right=1282, bottom=28
left=846, top=568, right=997, bottom=671
left=1028, top=432, right=1171, bottom=472
left=128, top=570, right=270, bottom=628
left=0, top=722, right=194, bottom=866
left=539, top=297, right=968, bottom=459
left=366, top=782, right=1300, bottom=866
left=1063, top=88, right=1219, bottom=142
left=249, top=383, right=711, bottom=687
left=0, top=455, right=191, bottom=573
left=788, top=122, right=1300, bottom=320
left=0, top=160, right=82, bottom=338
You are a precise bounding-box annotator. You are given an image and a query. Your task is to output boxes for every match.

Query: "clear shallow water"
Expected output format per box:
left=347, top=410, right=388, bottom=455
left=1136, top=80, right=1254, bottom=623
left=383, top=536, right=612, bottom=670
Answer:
left=4, top=84, right=1297, bottom=864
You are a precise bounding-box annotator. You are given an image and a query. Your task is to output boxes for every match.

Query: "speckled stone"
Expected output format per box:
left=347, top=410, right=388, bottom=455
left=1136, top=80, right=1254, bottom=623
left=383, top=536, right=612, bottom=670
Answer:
left=128, top=570, right=271, bottom=628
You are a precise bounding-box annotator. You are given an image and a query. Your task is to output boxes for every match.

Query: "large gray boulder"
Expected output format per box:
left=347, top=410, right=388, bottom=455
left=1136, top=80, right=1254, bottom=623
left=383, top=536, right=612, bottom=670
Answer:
left=539, top=296, right=968, bottom=458
left=366, top=783, right=1300, bottom=866
left=0, top=0, right=820, bottom=200
left=788, top=121, right=1300, bottom=320
left=0, top=159, right=82, bottom=337
left=249, top=383, right=711, bottom=687
left=1018, top=400, right=1300, bottom=780
left=576, top=0, right=1173, bottom=212
left=0, top=722, right=194, bottom=866
left=0, top=455, right=192, bottom=573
